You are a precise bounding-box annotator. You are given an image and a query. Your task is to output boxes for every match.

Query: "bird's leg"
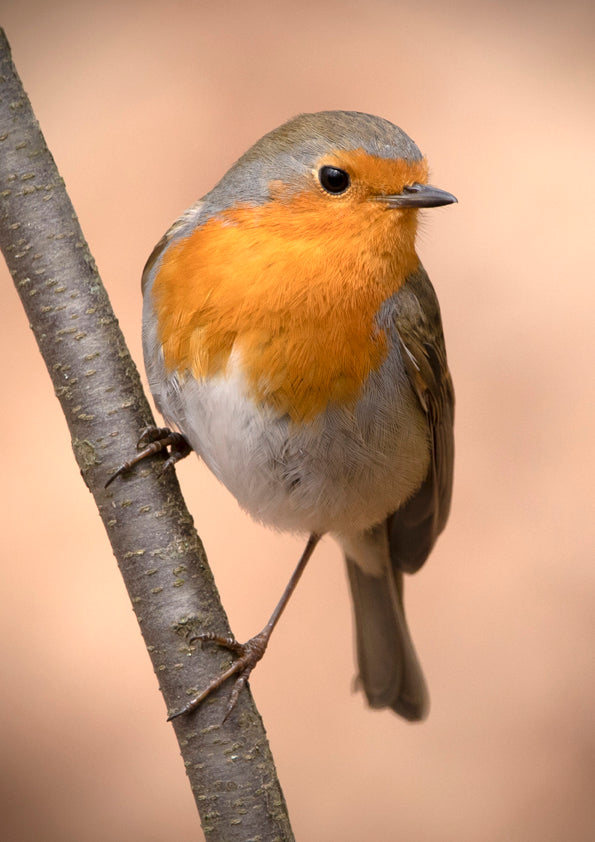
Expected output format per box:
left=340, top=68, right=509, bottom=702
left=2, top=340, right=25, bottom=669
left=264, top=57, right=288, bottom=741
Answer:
left=169, top=533, right=321, bottom=722
left=105, top=425, right=192, bottom=487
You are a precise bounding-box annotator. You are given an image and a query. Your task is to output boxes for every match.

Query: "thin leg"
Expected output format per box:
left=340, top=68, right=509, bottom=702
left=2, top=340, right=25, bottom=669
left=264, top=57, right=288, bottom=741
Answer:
left=169, top=533, right=321, bottom=722
left=105, top=426, right=191, bottom=487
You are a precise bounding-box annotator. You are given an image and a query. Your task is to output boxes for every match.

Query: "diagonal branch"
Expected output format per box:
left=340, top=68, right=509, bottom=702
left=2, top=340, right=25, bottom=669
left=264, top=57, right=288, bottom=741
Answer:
left=0, top=28, right=294, bottom=842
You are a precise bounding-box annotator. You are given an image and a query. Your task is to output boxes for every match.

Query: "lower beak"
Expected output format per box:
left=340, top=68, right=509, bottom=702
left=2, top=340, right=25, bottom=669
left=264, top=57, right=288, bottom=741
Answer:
left=380, top=183, right=457, bottom=209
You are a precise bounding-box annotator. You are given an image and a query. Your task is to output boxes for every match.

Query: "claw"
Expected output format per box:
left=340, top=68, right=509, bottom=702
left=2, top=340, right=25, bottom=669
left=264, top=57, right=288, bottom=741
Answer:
left=189, top=632, right=247, bottom=654
left=105, top=426, right=191, bottom=487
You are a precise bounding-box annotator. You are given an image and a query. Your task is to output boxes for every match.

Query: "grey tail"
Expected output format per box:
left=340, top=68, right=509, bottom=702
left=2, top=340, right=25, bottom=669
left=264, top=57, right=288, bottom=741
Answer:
left=346, top=557, right=429, bottom=722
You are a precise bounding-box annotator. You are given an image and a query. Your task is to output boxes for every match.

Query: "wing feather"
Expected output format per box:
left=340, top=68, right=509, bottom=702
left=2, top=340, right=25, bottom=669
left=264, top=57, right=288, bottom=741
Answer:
left=388, top=268, right=455, bottom=574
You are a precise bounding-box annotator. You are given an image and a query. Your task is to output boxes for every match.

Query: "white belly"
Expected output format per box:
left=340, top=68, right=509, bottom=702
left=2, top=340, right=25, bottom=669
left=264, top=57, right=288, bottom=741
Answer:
left=152, top=350, right=430, bottom=537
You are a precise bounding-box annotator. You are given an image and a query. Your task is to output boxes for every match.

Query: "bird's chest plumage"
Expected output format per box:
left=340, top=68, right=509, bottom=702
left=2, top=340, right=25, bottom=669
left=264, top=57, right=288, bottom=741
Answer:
left=143, top=201, right=430, bottom=534
left=149, top=195, right=420, bottom=418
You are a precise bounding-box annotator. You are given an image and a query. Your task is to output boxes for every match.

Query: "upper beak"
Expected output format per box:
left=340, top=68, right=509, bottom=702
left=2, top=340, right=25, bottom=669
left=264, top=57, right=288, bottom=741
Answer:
left=379, top=182, right=458, bottom=209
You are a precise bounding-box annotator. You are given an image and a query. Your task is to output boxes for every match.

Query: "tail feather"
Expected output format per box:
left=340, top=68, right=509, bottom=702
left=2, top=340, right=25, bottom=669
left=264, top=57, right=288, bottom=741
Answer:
left=346, top=557, right=429, bottom=721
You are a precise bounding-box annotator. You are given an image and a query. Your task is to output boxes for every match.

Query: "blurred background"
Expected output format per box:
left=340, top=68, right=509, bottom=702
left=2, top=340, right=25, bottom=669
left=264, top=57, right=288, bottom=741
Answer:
left=1, top=1, right=594, bottom=840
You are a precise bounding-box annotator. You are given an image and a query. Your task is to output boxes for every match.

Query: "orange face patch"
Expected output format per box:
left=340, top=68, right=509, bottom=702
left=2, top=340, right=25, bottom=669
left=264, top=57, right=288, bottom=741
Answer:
left=314, top=149, right=429, bottom=203
left=152, top=154, right=425, bottom=421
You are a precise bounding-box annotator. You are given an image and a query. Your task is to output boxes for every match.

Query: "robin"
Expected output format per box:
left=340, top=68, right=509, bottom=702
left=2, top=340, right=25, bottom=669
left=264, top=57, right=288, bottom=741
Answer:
left=111, top=110, right=456, bottom=722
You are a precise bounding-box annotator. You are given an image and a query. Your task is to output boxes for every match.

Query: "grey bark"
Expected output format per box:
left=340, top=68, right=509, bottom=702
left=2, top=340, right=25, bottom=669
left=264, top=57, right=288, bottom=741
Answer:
left=0, top=28, right=294, bottom=842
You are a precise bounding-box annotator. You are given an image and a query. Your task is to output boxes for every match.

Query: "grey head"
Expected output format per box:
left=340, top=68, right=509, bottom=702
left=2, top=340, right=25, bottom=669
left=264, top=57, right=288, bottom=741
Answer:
left=200, top=110, right=423, bottom=218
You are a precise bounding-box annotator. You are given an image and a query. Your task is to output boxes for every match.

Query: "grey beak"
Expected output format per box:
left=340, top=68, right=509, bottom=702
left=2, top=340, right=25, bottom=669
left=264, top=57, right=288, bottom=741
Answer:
left=380, top=183, right=458, bottom=209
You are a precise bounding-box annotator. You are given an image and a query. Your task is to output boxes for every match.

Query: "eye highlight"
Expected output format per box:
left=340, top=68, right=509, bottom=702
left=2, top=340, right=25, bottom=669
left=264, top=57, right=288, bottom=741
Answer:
left=318, top=166, right=350, bottom=194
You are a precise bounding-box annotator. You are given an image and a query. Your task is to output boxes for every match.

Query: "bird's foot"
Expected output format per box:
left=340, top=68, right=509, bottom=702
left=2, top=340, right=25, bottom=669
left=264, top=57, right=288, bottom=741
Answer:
left=168, top=630, right=270, bottom=723
left=105, top=426, right=191, bottom=487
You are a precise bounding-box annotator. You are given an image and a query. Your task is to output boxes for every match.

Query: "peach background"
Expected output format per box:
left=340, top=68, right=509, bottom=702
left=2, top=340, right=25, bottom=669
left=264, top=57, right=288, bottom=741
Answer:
left=1, top=2, right=594, bottom=840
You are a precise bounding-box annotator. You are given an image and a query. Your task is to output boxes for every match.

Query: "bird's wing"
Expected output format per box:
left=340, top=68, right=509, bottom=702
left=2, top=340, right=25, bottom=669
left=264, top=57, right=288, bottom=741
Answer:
left=388, top=268, right=455, bottom=573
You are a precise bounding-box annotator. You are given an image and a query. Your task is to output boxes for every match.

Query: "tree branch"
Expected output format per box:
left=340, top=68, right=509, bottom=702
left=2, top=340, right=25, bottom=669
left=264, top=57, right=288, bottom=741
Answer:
left=0, top=28, right=294, bottom=842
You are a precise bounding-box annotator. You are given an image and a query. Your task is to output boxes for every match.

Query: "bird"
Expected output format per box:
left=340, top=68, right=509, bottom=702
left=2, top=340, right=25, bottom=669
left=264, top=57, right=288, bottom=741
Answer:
left=112, top=110, right=456, bottom=722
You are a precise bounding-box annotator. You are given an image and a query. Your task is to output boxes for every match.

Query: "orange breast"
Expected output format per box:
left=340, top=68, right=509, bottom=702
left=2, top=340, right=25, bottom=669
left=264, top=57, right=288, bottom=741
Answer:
left=152, top=158, right=424, bottom=421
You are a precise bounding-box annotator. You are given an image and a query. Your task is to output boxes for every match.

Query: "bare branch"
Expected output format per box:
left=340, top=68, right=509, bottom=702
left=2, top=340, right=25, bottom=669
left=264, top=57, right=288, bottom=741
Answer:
left=0, top=28, right=294, bottom=842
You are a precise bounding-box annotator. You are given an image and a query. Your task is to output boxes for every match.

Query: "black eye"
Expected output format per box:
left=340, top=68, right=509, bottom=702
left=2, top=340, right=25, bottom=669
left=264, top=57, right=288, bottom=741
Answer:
left=318, top=166, right=350, bottom=194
